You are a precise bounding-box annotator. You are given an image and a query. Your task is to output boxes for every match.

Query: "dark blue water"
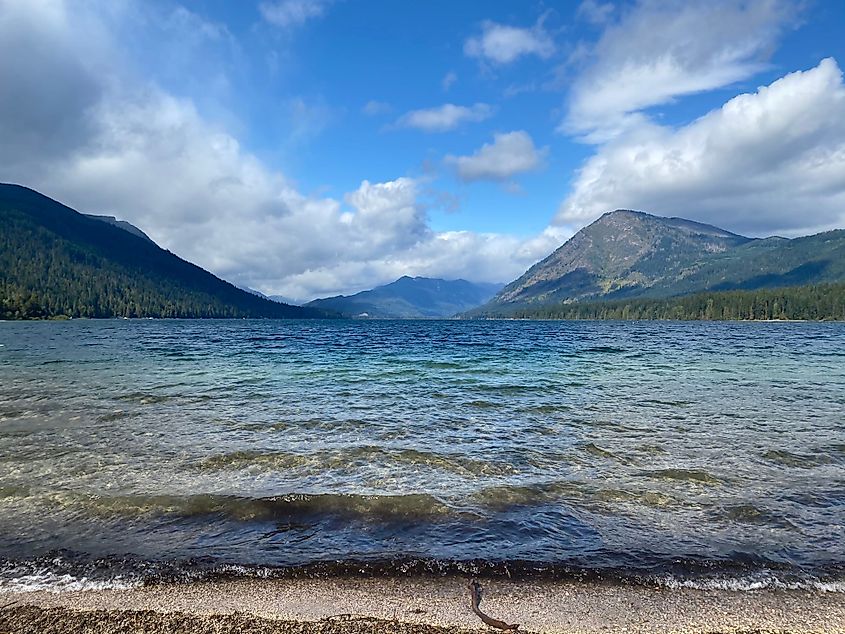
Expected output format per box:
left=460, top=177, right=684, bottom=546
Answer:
left=0, top=319, right=843, bottom=591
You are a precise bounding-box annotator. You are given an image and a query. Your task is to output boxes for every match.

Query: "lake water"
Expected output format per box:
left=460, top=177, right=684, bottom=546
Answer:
left=0, top=319, right=843, bottom=592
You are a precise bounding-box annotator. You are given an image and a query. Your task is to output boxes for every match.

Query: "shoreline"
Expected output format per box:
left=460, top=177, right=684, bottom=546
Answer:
left=2, top=576, right=844, bottom=633
left=1, top=316, right=843, bottom=322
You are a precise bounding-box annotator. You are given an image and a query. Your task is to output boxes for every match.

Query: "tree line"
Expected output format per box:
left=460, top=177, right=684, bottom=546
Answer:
left=479, top=284, right=845, bottom=321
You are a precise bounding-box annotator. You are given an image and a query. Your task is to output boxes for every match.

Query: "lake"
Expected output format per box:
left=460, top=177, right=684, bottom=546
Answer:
left=0, top=319, right=843, bottom=592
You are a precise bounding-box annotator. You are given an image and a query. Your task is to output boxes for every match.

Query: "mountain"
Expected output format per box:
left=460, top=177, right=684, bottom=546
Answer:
left=84, top=214, right=155, bottom=244
left=306, top=276, right=503, bottom=318
left=0, top=184, right=332, bottom=319
left=237, top=285, right=272, bottom=300
left=237, top=286, right=302, bottom=306
left=268, top=295, right=301, bottom=306
left=473, top=209, right=845, bottom=315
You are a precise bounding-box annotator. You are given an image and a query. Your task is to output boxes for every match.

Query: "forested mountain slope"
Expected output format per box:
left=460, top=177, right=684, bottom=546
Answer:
left=0, top=184, right=330, bottom=319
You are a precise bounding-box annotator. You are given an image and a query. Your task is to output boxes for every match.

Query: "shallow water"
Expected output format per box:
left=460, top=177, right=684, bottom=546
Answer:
left=0, top=319, right=843, bottom=591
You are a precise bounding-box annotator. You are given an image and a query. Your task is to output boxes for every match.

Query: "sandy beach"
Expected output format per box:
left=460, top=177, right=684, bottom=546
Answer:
left=2, top=576, right=844, bottom=633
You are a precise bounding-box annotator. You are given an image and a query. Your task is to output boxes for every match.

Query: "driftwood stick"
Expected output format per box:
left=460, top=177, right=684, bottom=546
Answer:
left=468, top=579, right=519, bottom=631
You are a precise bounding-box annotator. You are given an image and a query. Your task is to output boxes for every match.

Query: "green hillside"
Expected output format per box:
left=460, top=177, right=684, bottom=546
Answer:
left=474, top=209, right=845, bottom=317
left=651, top=231, right=845, bottom=296
left=0, top=184, right=331, bottom=319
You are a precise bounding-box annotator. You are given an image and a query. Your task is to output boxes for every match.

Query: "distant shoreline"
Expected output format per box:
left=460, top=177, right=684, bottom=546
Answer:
left=2, top=577, right=843, bottom=633
left=0, top=315, right=842, bottom=323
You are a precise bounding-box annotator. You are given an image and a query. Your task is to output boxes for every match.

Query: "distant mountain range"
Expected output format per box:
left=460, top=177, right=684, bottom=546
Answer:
left=471, top=209, right=845, bottom=316
left=4, top=184, right=843, bottom=321
left=0, top=184, right=331, bottom=319
left=306, top=276, right=503, bottom=318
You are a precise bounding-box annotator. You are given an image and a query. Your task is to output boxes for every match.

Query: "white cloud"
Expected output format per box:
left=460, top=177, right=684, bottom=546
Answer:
left=557, top=58, right=845, bottom=237
left=564, top=0, right=797, bottom=141
left=273, top=225, right=567, bottom=301
left=442, top=71, right=458, bottom=91
left=362, top=100, right=391, bottom=116
left=464, top=19, right=555, bottom=65
left=259, top=0, right=329, bottom=28
left=395, top=103, right=493, bottom=133
left=0, top=1, right=555, bottom=300
left=577, top=0, right=615, bottom=25
left=446, top=131, right=548, bottom=183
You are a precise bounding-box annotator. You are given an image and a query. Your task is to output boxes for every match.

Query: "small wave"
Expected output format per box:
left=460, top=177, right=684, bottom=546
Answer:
left=473, top=481, right=678, bottom=510
left=199, top=450, right=313, bottom=471
left=719, top=504, right=798, bottom=530
left=592, top=488, right=676, bottom=508
left=525, top=404, right=569, bottom=414
left=639, top=399, right=693, bottom=407
left=421, top=361, right=463, bottom=370
left=583, top=346, right=627, bottom=354
left=582, top=442, right=629, bottom=463
left=0, top=409, right=31, bottom=422
left=199, top=446, right=518, bottom=477
left=465, top=399, right=500, bottom=409
left=474, top=384, right=540, bottom=395
left=471, top=481, right=584, bottom=510
left=643, top=468, right=721, bottom=484
left=114, top=392, right=173, bottom=405
left=762, top=449, right=832, bottom=468
left=35, top=491, right=456, bottom=522
left=96, top=410, right=131, bottom=422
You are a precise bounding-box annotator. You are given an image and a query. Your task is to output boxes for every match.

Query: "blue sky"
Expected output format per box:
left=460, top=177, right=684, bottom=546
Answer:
left=1, top=1, right=845, bottom=300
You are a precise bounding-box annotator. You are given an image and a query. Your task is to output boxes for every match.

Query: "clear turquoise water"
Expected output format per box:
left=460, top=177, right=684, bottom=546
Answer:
left=0, top=319, right=843, bottom=591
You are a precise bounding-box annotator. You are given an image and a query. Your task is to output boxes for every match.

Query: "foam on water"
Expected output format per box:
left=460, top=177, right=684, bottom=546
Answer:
left=0, top=572, right=140, bottom=593
left=657, top=575, right=845, bottom=593
left=0, top=561, right=142, bottom=594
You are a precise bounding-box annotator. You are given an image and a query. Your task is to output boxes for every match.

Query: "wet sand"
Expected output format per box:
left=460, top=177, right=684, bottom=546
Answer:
left=2, top=576, right=844, bottom=633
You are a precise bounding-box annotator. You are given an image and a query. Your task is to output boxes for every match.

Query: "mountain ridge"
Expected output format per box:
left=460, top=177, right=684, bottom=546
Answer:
left=475, top=209, right=845, bottom=315
left=83, top=214, right=156, bottom=244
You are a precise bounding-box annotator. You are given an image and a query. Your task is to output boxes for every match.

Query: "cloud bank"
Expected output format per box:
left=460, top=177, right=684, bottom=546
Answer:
left=564, top=0, right=797, bottom=141
left=553, top=0, right=845, bottom=238
left=558, top=57, right=845, bottom=237
left=0, top=1, right=556, bottom=300
left=3, top=0, right=844, bottom=301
